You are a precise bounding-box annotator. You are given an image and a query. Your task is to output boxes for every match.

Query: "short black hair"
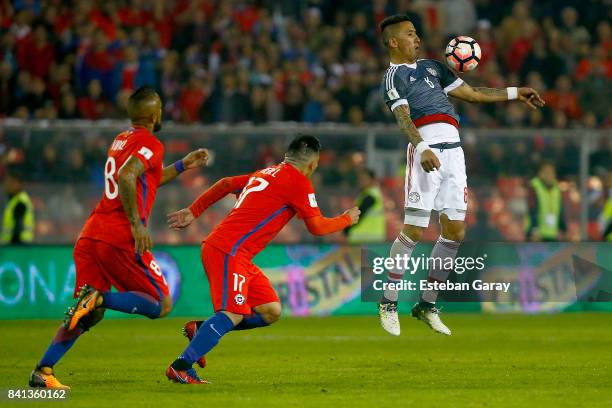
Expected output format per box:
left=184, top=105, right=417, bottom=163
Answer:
left=286, top=134, right=321, bottom=163
left=127, top=86, right=161, bottom=121
left=128, top=86, right=159, bottom=107
left=379, top=14, right=412, bottom=48
left=379, top=14, right=412, bottom=33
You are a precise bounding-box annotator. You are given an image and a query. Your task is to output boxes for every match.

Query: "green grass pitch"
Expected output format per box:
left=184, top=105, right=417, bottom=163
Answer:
left=1, top=313, right=611, bottom=407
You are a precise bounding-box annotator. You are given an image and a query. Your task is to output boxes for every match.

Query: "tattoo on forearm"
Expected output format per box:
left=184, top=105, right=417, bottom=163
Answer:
left=119, top=175, right=140, bottom=225
left=473, top=87, right=508, bottom=98
left=393, top=105, right=423, bottom=146
left=118, top=160, right=144, bottom=226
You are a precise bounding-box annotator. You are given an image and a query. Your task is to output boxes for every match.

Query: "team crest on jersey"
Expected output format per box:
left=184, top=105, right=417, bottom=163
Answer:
left=234, top=294, right=245, bottom=305
left=409, top=76, right=416, bottom=82
left=308, top=193, right=318, bottom=208
left=426, top=67, right=438, bottom=77
left=387, top=88, right=400, bottom=100
left=138, top=146, right=153, bottom=160
left=408, top=192, right=421, bottom=203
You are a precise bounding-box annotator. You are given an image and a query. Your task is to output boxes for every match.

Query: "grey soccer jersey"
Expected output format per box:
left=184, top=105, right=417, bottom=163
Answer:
left=382, top=59, right=464, bottom=134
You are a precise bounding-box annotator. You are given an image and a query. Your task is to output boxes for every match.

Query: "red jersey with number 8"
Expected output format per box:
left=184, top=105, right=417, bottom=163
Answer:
left=205, top=162, right=321, bottom=259
left=79, top=126, right=164, bottom=248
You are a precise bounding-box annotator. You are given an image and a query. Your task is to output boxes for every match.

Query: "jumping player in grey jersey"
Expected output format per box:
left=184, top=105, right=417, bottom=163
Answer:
left=377, top=14, right=545, bottom=336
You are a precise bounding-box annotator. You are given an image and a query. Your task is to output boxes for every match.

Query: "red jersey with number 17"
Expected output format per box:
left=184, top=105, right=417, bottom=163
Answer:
left=79, top=126, right=164, bottom=249
left=205, top=162, right=322, bottom=259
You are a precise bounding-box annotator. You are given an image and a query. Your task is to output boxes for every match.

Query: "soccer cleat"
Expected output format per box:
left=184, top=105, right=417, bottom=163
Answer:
left=411, top=302, right=451, bottom=336
left=378, top=301, right=400, bottom=336
left=165, top=365, right=209, bottom=384
left=182, top=320, right=207, bottom=368
left=29, top=367, right=70, bottom=389
left=64, top=285, right=100, bottom=331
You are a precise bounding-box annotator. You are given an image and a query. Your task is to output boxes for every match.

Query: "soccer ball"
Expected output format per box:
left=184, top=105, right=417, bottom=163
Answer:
left=445, top=36, right=481, bottom=73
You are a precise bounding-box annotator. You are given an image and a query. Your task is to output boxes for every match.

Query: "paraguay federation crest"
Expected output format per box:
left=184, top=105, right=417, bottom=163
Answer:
left=408, top=192, right=421, bottom=203
left=426, top=67, right=438, bottom=77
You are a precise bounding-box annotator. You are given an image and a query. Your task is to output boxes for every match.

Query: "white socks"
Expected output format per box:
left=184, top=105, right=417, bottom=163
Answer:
left=383, top=232, right=416, bottom=302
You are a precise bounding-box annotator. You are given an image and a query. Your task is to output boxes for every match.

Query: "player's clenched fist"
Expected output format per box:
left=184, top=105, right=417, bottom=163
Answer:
left=420, top=149, right=441, bottom=172
left=518, top=87, right=545, bottom=110
left=183, top=148, right=209, bottom=169
left=167, top=208, right=195, bottom=230
left=131, top=223, right=153, bottom=255
left=344, top=207, right=361, bottom=225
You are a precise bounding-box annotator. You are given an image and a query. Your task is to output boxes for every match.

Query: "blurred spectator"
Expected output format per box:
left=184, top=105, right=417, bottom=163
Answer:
left=58, top=91, right=79, bottom=119
left=0, top=60, right=14, bottom=114
left=283, top=80, right=305, bottom=121
left=601, top=173, right=612, bottom=242
left=441, top=0, right=477, bottom=37
left=525, top=161, right=567, bottom=242
left=180, top=76, right=208, bottom=123
left=202, top=73, right=249, bottom=123
left=1, top=170, right=34, bottom=245
left=77, top=79, right=111, bottom=120
left=345, top=168, right=386, bottom=243
left=544, top=75, right=581, bottom=120
left=467, top=209, right=505, bottom=241
left=249, top=85, right=268, bottom=123
left=20, top=24, right=55, bottom=79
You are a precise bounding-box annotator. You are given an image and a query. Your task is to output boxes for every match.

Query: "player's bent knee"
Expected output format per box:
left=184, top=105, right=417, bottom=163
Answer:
left=439, top=213, right=466, bottom=242
left=444, top=228, right=465, bottom=242
left=158, top=296, right=173, bottom=318
left=255, top=302, right=282, bottom=324
left=402, top=224, right=425, bottom=242
left=441, top=225, right=465, bottom=242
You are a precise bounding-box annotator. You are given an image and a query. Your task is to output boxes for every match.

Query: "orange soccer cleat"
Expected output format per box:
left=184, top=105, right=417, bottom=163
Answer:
left=63, top=285, right=100, bottom=331
left=29, top=367, right=70, bottom=389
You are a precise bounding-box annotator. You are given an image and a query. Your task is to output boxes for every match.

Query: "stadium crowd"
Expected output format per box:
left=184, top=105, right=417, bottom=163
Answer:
left=0, top=0, right=610, bottom=128
left=0, top=0, right=610, bottom=243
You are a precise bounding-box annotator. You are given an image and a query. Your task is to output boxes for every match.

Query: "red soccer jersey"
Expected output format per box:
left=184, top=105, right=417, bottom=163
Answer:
left=205, top=162, right=321, bottom=258
left=79, top=126, right=164, bottom=248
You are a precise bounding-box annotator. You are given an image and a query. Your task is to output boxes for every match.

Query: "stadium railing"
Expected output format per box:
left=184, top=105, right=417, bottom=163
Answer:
left=1, top=120, right=609, bottom=242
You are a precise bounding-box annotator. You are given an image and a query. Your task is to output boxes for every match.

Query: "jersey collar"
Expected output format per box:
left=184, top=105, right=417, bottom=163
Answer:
left=390, top=62, right=417, bottom=69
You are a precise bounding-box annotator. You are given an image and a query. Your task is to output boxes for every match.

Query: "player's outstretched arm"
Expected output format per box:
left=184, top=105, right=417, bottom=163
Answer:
left=117, top=156, right=152, bottom=254
left=160, top=148, right=209, bottom=186
left=448, top=83, right=545, bottom=109
left=393, top=104, right=441, bottom=173
left=303, top=207, right=360, bottom=236
left=167, top=175, right=250, bottom=229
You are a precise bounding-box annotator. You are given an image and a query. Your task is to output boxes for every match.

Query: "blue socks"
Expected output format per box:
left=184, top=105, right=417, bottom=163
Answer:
left=233, top=312, right=269, bottom=330
left=173, top=312, right=234, bottom=369
left=38, top=291, right=162, bottom=369
left=193, top=312, right=270, bottom=332
left=101, top=291, right=161, bottom=319
left=38, top=325, right=84, bottom=368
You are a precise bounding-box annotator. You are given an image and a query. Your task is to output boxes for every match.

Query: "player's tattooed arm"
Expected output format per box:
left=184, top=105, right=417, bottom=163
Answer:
left=472, top=87, right=509, bottom=98
left=448, top=83, right=545, bottom=109
left=393, top=104, right=441, bottom=172
left=393, top=104, right=423, bottom=146
left=160, top=148, right=209, bottom=186
left=118, top=156, right=152, bottom=254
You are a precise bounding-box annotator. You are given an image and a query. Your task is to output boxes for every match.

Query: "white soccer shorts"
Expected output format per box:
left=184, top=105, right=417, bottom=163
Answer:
left=403, top=126, right=467, bottom=227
